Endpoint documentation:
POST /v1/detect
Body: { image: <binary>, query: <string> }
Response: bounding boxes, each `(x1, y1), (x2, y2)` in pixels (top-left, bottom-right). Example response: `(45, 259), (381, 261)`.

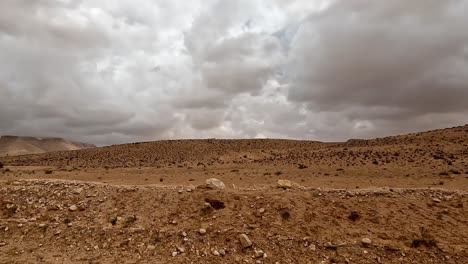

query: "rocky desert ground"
(0, 125), (468, 263)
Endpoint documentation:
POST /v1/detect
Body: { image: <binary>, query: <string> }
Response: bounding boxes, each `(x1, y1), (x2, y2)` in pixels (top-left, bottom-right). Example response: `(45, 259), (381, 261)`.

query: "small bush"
(348, 211), (361, 222)
(411, 238), (437, 248)
(411, 227), (437, 248)
(449, 169), (461, 175)
(280, 210), (291, 220)
(110, 216), (118, 226)
(122, 215), (137, 228)
(44, 169), (53, 174)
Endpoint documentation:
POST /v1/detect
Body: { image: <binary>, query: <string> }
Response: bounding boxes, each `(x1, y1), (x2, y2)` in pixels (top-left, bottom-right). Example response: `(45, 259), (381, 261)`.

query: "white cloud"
(0, 0), (467, 145)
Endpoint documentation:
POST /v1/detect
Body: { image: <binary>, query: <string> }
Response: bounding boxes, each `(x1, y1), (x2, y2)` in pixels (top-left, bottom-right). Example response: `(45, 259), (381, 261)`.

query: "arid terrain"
(0, 125), (468, 263)
(0, 136), (95, 157)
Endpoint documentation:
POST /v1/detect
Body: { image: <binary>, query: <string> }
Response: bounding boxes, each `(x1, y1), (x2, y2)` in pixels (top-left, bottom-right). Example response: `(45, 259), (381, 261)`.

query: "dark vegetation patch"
(348, 211), (361, 222)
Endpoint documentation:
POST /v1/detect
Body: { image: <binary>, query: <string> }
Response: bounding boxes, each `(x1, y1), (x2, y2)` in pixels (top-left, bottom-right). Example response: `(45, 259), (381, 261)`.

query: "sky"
(1, 0), (468, 145)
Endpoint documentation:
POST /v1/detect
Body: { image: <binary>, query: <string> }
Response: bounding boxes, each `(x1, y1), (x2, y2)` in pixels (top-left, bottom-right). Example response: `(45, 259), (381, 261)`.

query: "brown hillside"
(0, 136), (95, 157)
(2, 125), (467, 172)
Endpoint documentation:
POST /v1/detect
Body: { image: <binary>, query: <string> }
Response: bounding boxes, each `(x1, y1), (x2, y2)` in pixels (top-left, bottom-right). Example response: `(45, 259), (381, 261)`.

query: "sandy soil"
(1, 180), (467, 264)
(0, 125), (467, 263)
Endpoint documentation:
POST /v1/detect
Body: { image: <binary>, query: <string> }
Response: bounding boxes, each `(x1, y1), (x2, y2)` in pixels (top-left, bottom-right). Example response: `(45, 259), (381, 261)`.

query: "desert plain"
(0, 125), (467, 263)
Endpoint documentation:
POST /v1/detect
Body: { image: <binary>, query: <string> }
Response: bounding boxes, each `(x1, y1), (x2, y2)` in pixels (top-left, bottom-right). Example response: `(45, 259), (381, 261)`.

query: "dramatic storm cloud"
(1, 0), (467, 145)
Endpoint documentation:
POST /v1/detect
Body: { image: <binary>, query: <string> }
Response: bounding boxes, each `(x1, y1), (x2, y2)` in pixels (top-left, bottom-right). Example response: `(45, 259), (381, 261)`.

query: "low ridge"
(0, 135), (96, 157)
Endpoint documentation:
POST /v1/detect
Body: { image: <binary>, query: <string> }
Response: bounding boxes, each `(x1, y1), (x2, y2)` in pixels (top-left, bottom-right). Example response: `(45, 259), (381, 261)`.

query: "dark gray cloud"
(1, 0), (467, 145)
(288, 0), (468, 120)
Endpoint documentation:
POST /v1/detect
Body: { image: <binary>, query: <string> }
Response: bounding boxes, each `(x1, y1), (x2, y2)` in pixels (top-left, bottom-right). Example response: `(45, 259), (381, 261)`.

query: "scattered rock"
(68, 205), (78, 212)
(257, 208), (265, 214)
(239, 234), (253, 248)
(277, 180), (294, 188)
(177, 246), (185, 253)
(432, 198), (442, 203)
(362, 238), (372, 246)
(146, 245), (156, 250)
(254, 249), (265, 258)
(324, 242), (334, 249)
(206, 178), (226, 189)
(72, 188), (83, 195)
(277, 179), (302, 189)
(199, 228), (207, 235)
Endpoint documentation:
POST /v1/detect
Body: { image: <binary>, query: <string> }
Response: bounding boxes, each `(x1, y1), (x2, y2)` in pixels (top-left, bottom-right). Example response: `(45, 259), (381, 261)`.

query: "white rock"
(254, 249), (264, 258)
(206, 178), (226, 189)
(199, 228), (207, 235)
(72, 188), (83, 195)
(177, 246), (185, 253)
(147, 245), (156, 250)
(277, 180), (298, 189)
(239, 234), (253, 248)
(69, 205), (78, 211)
(362, 238), (372, 246)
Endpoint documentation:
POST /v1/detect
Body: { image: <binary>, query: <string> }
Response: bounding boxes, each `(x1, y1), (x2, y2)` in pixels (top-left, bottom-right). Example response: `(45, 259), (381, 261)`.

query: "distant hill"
(1, 125), (467, 169)
(0, 135), (95, 157)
